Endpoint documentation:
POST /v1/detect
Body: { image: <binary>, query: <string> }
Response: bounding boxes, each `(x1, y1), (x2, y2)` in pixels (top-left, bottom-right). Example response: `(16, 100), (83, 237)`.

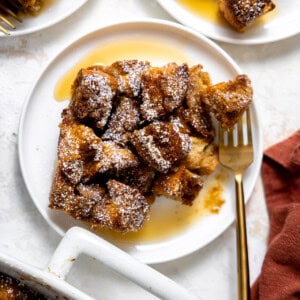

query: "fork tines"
(219, 110), (252, 146)
(0, 0), (22, 35)
(218, 109), (254, 173)
(0, 13), (15, 34)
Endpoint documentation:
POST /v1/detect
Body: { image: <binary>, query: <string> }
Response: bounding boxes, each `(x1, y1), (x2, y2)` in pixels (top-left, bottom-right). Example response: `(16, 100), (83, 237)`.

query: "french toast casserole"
(218, 0), (276, 32)
(0, 272), (47, 299)
(18, 0), (41, 12)
(0, 0), (42, 14)
(49, 60), (253, 233)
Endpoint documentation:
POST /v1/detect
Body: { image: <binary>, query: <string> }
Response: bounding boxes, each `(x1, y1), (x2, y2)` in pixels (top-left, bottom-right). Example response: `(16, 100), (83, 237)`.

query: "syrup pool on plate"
(96, 170), (227, 244)
(177, 0), (277, 27)
(54, 38), (193, 101)
(177, 0), (223, 24)
(54, 38), (227, 244)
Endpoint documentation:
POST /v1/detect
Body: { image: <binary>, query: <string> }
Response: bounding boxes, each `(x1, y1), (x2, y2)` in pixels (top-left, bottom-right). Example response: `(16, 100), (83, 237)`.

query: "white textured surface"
(0, 1), (299, 299)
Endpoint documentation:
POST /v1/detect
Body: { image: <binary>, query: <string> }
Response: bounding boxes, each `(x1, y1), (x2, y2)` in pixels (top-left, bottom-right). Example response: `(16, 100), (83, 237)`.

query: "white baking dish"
(0, 226), (197, 299)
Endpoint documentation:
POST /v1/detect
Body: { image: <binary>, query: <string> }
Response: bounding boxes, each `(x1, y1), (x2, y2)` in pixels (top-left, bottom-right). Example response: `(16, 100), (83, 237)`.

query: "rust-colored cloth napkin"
(251, 130), (300, 300)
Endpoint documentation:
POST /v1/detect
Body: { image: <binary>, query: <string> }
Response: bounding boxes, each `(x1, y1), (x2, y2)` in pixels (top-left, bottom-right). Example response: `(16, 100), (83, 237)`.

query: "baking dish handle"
(46, 227), (198, 300)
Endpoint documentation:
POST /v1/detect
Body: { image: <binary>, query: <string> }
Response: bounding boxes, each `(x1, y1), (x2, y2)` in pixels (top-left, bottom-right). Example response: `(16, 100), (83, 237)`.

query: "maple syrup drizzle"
(177, 0), (277, 27)
(96, 170), (228, 244)
(54, 38), (193, 101)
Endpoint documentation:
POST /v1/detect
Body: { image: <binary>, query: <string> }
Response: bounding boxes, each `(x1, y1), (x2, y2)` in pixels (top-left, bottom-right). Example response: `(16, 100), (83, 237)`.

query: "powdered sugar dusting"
(49, 60), (243, 233)
(231, 0), (273, 25)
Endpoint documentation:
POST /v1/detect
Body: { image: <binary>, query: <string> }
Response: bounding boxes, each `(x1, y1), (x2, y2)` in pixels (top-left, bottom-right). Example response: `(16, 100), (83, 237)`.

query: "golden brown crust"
(70, 68), (118, 129)
(91, 180), (150, 233)
(218, 0), (276, 32)
(119, 163), (157, 195)
(50, 108), (148, 232)
(102, 96), (141, 142)
(186, 65), (212, 108)
(107, 60), (151, 97)
(130, 120), (191, 173)
(49, 162), (106, 220)
(179, 107), (214, 141)
(179, 65), (215, 140)
(203, 74), (253, 129)
(140, 63), (189, 122)
(153, 165), (203, 206)
(57, 109), (138, 184)
(0, 272), (47, 300)
(49, 168), (149, 232)
(58, 109), (104, 184)
(88, 60), (151, 98)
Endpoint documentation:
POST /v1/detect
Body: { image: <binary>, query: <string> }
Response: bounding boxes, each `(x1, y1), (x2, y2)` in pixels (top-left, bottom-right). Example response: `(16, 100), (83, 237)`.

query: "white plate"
(157, 0), (300, 44)
(0, 0), (87, 37)
(18, 19), (263, 264)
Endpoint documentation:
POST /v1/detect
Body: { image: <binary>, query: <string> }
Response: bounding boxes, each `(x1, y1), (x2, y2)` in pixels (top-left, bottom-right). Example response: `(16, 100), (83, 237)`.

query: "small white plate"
(18, 19), (263, 264)
(157, 0), (300, 44)
(0, 0), (87, 37)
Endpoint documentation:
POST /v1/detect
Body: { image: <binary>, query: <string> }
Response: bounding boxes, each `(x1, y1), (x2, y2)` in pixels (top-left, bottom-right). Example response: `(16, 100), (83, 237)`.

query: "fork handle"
(235, 173), (250, 300)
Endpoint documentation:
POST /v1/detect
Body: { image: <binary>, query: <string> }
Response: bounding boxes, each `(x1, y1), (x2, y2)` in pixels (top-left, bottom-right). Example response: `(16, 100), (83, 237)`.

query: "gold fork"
(0, 0), (22, 35)
(218, 109), (254, 300)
